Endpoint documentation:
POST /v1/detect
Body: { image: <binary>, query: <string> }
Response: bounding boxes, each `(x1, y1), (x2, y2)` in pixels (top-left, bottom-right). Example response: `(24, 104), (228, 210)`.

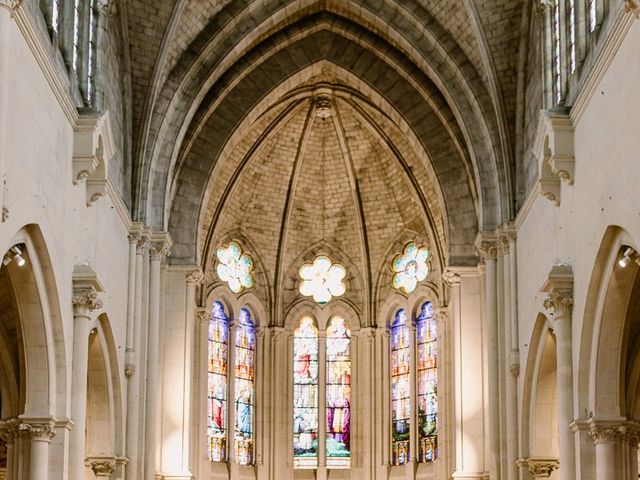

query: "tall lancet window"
(234, 308), (255, 465)
(417, 302), (438, 462)
(208, 301), (229, 462)
(293, 316), (319, 468)
(551, 0), (562, 103)
(326, 316), (351, 467)
(588, 0), (597, 32)
(391, 309), (411, 465)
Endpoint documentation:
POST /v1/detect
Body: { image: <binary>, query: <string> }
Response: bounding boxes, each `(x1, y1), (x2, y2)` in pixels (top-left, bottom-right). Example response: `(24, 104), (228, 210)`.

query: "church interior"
(0, 0), (639, 479)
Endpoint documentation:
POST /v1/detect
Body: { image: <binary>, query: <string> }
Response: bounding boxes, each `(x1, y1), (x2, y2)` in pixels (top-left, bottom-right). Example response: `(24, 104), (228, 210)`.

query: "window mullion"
(318, 331), (327, 473)
(228, 320), (237, 465)
(409, 322), (416, 470)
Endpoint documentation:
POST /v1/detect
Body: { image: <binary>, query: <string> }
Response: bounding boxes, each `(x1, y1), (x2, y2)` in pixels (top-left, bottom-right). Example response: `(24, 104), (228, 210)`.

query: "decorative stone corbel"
(516, 457), (559, 477)
(73, 112), (115, 207)
(84, 455), (117, 478)
(533, 110), (575, 206)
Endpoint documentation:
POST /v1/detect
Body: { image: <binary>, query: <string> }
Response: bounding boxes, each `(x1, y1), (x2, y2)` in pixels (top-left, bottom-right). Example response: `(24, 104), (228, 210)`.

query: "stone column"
(125, 226), (142, 374)
(542, 266), (575, 480)
(589, 423), (621, 480)
(85, 456), (117, 479)
(0, 0), (16, 223)
(317, 330), (327, 480)
(184, 269), (203, 474)
(475, 235), (500, 480)
(0, 419), (19, 479)
(126, 233), (148, 480)
(70, 268), (104, 480)
(195, 307), (211, 479)
(359, 327), (375, 480)
(19, 422), (56, 480)
(228, 318), (237, 469)
(498, 232), (518, 480)
(626, 424), (640, 480)
(254, 326), (266, 473)
(144, 234), (171, 480)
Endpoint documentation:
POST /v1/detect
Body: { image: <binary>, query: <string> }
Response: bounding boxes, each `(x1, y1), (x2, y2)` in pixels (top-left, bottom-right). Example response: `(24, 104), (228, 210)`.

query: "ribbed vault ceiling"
(122, 0), (526, 275)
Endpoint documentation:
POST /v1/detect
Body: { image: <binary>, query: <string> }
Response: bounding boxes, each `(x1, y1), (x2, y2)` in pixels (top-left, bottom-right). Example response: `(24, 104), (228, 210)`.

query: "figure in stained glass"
(234, 308), (255, 465)
(391, 309), (411, 465)
(417, 302), (438, 462)
(293, 316), (319, 468)
(326, 316), (351, 467)
(207, 301), (228, 462)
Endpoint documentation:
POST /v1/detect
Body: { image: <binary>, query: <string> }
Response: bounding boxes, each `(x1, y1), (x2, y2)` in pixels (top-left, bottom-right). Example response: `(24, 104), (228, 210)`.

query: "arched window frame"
(201, 289), (264, 471)
(385, 290), (443, 469)
(287, 302), (359, 473)
(39, 0), (100, 107)
(542, 0), (612, 108)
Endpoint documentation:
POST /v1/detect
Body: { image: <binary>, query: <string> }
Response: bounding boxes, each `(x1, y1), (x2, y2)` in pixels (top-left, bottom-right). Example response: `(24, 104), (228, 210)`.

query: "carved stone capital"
(442, 269), (461, 287)
(85, 455), (117, 478)
(186, 269), (205, 285)
(435, 308), (448, 326)
(624, 0), (640, 19)
(196, 307), (210, 324)
(624, 421), (640, 446)
(534, 0), (553, 15)
(358, 327), (376, 342)
(72, 288), (103, 316)
(97, 0), (118, 17)
(149, 233), (172, 262)
(269, 326), (288, 341)
(543, 291), (573, 318)
(149, 243), (171, 261)
(136, 235), (150, 254)
(18, 422), (56, 442)
(476, 241), (498, 262)
(0, 418), (20, 444)
(589, 422), (625, 444)
(516, 457), (559, 477)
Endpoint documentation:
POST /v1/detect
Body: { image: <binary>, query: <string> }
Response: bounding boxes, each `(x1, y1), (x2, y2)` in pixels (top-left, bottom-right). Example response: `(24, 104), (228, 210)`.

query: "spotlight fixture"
(11, 246), (25, 267)
(2, 245), (26, 268)
(619, 247), (636, 268)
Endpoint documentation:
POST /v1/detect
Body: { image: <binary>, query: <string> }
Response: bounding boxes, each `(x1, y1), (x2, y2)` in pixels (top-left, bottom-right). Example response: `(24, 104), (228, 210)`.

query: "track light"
(2, 245), (26, 268)
(619, 247), (636, 268)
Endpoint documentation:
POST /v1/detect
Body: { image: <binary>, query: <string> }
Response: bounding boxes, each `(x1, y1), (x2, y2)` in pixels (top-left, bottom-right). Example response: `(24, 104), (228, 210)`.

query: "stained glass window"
(391, 309), (410, 465)
(567, 0), (576, 73)
(207, 301), (228, 462)
(293, 316), (319, 468)
(392, 243), (429, 295)
(417, 302), (438, 463)
(234, 308), (255, 465)
(588, 0), (597, 32)
(72, 0), (81, 71)
(299, 256), (346, 304)
(86, 0), (98, 105)
(216, 241), (255, 294)
(51, 0), (61, 33)
(552, 0), (562, 104)
(326, 316), (351, 468)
